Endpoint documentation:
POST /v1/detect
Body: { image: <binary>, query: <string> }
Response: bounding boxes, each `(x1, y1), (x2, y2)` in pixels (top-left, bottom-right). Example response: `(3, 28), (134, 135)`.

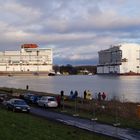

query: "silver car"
(37, 96), (58, 108)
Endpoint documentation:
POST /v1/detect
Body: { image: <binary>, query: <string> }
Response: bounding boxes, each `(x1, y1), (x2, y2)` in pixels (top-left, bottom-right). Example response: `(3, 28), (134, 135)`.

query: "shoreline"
(0, 71), (140, 76)
(97, 73), (140, 76)
(0, 71), (50, 76)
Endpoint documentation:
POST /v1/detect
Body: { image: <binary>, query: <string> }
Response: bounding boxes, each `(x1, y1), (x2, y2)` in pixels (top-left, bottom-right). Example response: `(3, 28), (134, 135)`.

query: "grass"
(52, 99), (140, 130)
(54, 107), (140, 129)
(0, 107), (115, 140)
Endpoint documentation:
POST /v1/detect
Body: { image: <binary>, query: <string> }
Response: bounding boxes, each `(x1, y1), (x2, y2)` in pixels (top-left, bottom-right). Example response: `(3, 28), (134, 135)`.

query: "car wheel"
(44, 104), (46, 108)
(12, 108), (16, 112)
(7, 106), (10, 110)
(37, 103), (40, 106)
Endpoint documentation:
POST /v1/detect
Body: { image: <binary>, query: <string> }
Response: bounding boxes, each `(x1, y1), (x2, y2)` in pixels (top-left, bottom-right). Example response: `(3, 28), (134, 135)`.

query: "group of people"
(56, 90), (79, 107)
(58, 90), (107, 101)
(84, 90), (92, 100)
(56, 90), (107, 108)
(69, 90), (78, 99)
(97, 92), (106, 101)
(84, 90), (107, 101)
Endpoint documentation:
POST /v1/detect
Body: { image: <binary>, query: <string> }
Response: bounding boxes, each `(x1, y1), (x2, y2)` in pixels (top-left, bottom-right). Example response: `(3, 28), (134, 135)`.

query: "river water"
(0, 75), (140, 103)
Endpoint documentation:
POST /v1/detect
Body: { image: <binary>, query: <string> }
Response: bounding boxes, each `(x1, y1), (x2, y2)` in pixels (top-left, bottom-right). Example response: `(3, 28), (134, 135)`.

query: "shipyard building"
(0, 44), (53, 74)
(97, 43), (140, 74)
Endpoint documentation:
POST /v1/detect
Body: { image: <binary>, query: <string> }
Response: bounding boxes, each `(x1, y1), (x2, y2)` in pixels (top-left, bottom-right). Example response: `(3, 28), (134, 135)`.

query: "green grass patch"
(0, 107), (115, 140)
(53, 105), (140, 130)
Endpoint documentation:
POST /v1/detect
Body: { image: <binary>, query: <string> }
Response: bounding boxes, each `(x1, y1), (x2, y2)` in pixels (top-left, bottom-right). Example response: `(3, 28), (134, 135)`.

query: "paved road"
(30, 107), (140, 140)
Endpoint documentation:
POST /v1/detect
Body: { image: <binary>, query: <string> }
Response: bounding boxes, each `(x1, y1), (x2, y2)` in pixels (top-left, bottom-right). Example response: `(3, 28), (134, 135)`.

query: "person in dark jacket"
(84, 90), (87, 99)
(98, 92), (102, 101)
(74, 90), (78, 98)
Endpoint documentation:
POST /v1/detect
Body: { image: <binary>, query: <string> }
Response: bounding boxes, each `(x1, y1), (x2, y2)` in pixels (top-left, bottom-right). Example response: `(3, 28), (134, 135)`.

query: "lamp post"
(73, 91), (79, 116)
(91, 99), (98, 121)
(113, 96), (120, 136)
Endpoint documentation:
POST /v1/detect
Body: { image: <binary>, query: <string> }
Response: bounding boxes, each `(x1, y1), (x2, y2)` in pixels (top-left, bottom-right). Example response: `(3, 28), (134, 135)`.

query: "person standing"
(60, 90), (64, 97)
(26, 85), (29, 90)
(74, 90), (78, 98)
(102, 92), (106, 100)
(56, 95), (61, 107)
(98, 92), (102, 101)
(70, 90), (74, 99)
(84, 90), (87, 99)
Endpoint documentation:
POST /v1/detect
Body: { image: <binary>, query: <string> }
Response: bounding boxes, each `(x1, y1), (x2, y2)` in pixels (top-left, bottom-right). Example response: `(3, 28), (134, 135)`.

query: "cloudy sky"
(0, 0), (140, 65)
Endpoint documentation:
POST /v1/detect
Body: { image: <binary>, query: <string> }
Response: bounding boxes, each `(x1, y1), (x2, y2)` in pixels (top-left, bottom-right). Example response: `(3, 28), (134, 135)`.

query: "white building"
(97, 43), (140, 74)
(0, 44), (53, 74)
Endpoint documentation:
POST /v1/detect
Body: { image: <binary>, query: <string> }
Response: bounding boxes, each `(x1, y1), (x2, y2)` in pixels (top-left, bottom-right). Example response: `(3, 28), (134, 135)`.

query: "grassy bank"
(0, 107), (115, 140)
(0, 87), (140, 130)
(56, 99), (140, 129)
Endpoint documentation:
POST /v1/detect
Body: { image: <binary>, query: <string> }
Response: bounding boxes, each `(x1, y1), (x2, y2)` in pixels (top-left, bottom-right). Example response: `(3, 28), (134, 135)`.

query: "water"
(0, 75), (140, 102)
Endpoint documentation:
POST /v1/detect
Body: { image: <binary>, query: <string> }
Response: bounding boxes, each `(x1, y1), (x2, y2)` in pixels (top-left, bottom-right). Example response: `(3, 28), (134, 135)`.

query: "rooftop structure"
(97, 43), (140, 74)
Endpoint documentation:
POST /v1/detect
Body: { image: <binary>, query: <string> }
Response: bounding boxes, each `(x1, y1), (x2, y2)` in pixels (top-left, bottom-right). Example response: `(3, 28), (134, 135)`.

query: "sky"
(0, 0), (140, 65)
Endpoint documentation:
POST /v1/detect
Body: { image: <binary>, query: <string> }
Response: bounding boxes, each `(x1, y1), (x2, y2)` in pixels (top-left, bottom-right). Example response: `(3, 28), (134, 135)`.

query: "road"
(30, 107), (140, 140)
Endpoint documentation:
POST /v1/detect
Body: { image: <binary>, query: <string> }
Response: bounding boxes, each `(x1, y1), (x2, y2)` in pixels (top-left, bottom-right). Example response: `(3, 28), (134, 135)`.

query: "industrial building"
(0, 44), (53, 75)
(97, 43), (140, 74)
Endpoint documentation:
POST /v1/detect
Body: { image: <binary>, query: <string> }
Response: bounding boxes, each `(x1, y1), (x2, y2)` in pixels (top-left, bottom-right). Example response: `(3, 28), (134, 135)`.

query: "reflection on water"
(0, 75), (140, 102)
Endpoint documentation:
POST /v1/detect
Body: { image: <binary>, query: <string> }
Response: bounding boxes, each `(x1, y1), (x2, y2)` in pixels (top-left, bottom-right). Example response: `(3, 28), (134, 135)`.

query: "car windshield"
(14, 100), (27, 105)
(48, 98), (56, 101)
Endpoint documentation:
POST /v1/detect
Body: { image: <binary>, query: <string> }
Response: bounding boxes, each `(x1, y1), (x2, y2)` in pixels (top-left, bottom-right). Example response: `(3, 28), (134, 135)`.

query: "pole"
(73, 97), (79, 116)
(113, 96), (120, 136)
(91, 99), (98, 121)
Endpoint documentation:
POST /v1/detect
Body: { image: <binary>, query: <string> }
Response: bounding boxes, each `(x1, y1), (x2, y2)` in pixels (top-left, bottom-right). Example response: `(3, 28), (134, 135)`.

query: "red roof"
(21, 44), (38, 48)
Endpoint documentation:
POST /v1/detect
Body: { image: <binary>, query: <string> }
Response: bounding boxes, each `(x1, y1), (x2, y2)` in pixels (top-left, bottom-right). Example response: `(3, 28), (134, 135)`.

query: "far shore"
(1, 71), (140, 76)
(0, 71), (50, 76)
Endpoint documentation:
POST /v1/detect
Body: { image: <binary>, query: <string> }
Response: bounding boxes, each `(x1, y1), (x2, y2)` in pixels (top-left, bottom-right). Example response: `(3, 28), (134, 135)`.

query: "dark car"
(23, 93), (34, 103)
(0, 94), (7, 103)
(29, 95), (42, 104)
(6, 98), (30, 112)
(22, 93), (41, 104)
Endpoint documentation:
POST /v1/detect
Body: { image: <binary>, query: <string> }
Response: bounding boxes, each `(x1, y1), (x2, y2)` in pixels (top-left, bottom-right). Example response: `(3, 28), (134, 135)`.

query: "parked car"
(0, 94), (7, 103)
(6, 98), (30, 112)
(29, 95), (42, 104)
(23, 93), (34, 103)
(37, 96), (58, 108)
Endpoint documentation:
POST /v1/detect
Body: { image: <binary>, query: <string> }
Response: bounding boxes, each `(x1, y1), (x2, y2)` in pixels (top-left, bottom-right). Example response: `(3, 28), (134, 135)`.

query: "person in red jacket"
(56, 95), (61, 107)
(102, 92), (106, 100)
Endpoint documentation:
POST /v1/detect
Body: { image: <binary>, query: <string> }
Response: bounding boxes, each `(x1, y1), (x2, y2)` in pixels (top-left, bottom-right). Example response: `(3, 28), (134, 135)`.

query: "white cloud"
(0, 1), (42, 24)
(0, 0), (140, 64)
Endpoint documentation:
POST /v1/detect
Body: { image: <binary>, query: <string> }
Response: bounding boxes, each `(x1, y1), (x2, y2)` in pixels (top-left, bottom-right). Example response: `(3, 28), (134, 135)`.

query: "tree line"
(53, 64), (97, 75)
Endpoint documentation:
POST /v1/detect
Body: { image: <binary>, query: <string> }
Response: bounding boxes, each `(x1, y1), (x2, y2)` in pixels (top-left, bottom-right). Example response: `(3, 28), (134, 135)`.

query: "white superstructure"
(0, 44), (53, 73)
(97, 43), (140, 74)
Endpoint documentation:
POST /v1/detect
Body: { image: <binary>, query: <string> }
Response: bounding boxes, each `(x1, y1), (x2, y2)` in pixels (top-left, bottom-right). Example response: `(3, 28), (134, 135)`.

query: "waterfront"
(0, 75), (140, 102)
